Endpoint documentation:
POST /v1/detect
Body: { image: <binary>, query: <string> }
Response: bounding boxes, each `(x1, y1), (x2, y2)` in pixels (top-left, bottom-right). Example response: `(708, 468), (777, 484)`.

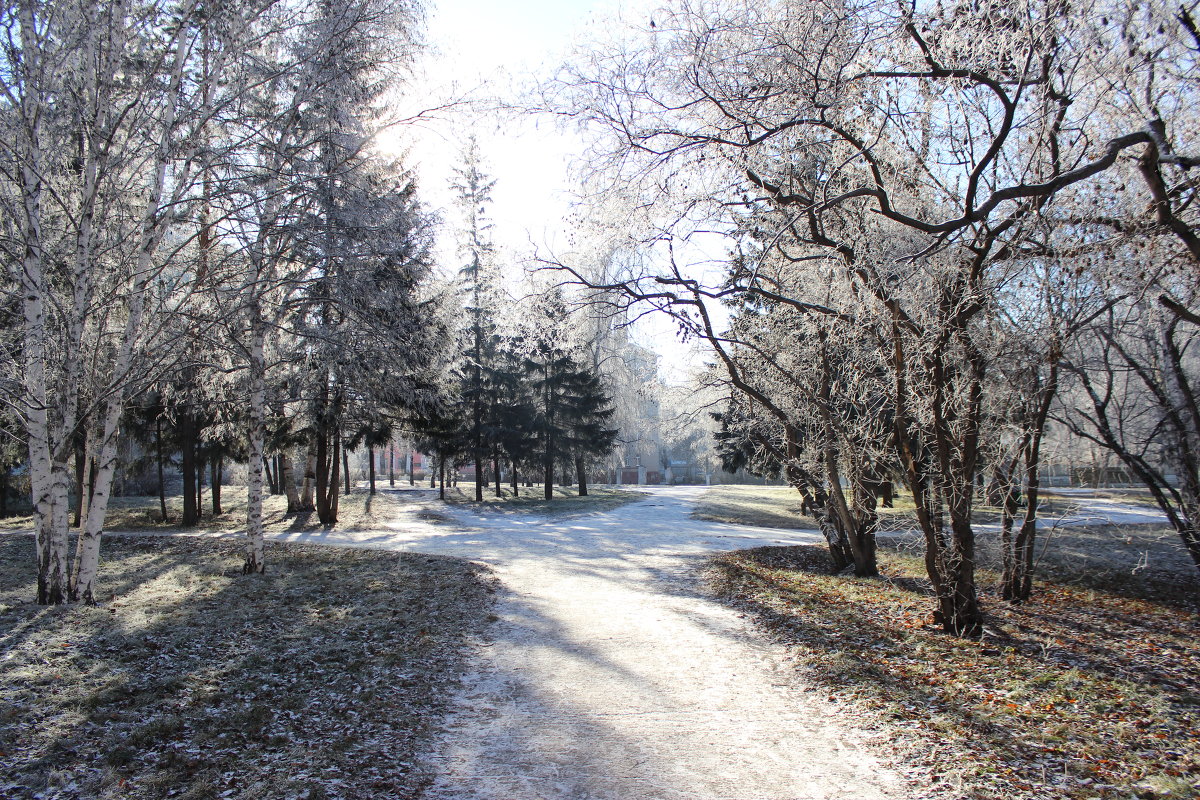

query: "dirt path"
(375, 487), (911, 800)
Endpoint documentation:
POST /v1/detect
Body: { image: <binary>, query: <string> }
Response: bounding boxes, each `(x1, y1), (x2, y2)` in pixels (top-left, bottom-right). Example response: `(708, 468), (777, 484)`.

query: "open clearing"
(0, 534), (494, 800)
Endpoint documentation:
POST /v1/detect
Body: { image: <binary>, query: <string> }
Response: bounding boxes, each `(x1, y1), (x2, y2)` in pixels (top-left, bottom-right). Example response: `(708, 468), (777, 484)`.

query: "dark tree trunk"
(388, 444), (395, 487)
(544, 442), (554, 501)
(891, 311), (985, 638)
(493, 451), (501, 498)
(72, 436), (86, 528)
(576, 455), (588, 496)
(196, 451), (204, 522)
(369, 447), (376, 494)
(439, 455), (446, 500)
(408, 450), (414, 486)
(997, 461), (1021, 601)
(180, 413), (198, 527)
(1004, 357), (1058, 603)
(343, 443), (351, 496)
(210, 451), (222, 516)
(264, 456), (277, 495)
(331, 435), (341, 521)
(316, 429), (333, 525)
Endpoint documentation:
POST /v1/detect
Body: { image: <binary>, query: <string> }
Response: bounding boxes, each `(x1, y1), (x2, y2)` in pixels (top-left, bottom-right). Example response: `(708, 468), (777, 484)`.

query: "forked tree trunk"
(316, 425), (340, 525)
(264, 456), (277, 495)
(892, 315), (985, 638)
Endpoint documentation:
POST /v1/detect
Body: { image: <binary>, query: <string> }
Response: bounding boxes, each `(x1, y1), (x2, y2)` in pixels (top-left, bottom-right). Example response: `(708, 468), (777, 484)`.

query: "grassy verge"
(692, 485), (814, 529)
(440, 483), (646, 515)
(0, 486), (407, 535)
(708, 529), (1200, 800)
(0, 534), (495, 800)
(694, 484), (1120, 531)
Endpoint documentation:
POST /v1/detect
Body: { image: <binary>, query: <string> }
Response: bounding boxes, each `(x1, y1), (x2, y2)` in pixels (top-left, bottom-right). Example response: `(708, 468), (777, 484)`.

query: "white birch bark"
(73, 27), (196, 604)
(245, 309), (268, 573)
(11, 0), (70, 604)
(279, 448), (301, 511)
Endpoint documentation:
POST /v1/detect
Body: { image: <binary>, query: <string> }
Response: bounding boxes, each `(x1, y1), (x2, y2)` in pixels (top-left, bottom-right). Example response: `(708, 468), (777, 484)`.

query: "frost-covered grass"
(0, 486), (406, 534)
(694, 484), (1115, 531)
(708, 529), (1200, 800)
(691, 484), (815, 529)
(441, 483), (646, 515)
(0, 534), (495, 800)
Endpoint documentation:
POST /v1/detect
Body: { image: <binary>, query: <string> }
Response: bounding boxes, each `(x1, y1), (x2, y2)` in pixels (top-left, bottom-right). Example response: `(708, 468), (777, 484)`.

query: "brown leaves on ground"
(708, 535), (1200, 800)
(0, 534), (496, 800)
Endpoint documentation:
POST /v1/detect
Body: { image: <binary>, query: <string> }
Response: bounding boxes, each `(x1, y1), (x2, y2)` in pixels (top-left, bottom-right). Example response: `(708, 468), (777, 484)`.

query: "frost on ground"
(0, 535), (494, 800)
(397, 487), (913, 800)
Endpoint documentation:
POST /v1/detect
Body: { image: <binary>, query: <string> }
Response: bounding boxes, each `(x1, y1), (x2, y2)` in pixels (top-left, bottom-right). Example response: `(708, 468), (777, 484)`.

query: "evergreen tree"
(449, 137), (499, 501)
(526, 292), (618, 500)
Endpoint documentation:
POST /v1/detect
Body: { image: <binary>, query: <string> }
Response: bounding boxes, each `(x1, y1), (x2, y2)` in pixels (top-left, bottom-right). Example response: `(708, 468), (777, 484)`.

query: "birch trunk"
(73, 30), (194, 605)
(280, 449), (301, 512)
(244, 311), (267, 573)
(14, 2), (70, 605)
(302, 446), (317, 510)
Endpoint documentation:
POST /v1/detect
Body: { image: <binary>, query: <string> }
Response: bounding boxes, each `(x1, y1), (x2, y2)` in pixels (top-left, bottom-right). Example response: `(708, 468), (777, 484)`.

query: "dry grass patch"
(440, 483), (646, 515)
(0, 533), (495, 800)
(0, 486), (407, 535)
(708, 530), (1200, 800)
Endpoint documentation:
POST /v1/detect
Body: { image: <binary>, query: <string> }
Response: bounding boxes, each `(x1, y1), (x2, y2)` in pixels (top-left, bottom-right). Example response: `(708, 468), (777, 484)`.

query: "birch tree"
(0, 0), (271, 603)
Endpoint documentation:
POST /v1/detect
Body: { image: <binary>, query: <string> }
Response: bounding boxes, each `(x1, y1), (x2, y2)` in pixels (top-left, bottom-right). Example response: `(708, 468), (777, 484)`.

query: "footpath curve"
(366, 486), (910, 800)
